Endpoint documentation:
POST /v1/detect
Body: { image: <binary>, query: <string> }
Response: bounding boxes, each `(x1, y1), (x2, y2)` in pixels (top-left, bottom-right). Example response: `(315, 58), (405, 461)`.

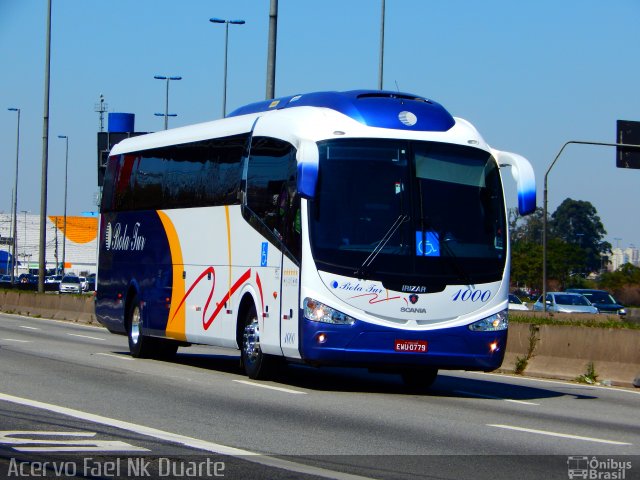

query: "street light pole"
(378, 0), (386, 90)
(210, 18), (245, 117)
(542, 140), (640, 311)
(38, 0), (52, 293)
(8, 108), (20, 284)
(58, 135), (68, 275)
(153, 75), (182, 129)
(265, 0), (277, 100)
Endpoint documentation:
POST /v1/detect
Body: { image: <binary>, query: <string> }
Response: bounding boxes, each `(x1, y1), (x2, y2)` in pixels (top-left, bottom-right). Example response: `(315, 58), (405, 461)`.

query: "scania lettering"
(95, 90), (536, 389)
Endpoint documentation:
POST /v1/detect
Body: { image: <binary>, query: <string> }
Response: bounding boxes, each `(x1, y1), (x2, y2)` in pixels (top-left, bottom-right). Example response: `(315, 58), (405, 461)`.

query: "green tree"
(599, 263), (640, 292)
(509, 207), (544, 245)
(550, 198), (610, 274)
(546, 238), (586, 289)
(511, 241), (542, 291)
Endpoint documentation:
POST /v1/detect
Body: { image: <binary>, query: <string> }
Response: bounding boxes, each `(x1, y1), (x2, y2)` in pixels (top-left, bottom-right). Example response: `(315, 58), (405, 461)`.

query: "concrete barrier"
(1, 291), (638, 387)
(0, 291), (97, 324)
(501, 323), (640, 388)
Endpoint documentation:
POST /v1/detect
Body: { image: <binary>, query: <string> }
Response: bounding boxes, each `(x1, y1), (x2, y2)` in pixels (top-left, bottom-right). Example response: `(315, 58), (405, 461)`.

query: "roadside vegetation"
(509, 198), (640, 308)
(509, 312), (640, 329)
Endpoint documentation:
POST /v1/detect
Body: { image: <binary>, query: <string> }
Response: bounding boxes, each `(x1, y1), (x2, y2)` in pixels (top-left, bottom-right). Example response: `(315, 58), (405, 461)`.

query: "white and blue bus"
(96, 90), (536, 388)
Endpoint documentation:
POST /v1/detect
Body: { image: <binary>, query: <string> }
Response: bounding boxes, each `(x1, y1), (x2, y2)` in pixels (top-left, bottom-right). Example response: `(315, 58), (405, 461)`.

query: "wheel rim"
(243, 316), (260, 365)
(130, 306), (141, 345)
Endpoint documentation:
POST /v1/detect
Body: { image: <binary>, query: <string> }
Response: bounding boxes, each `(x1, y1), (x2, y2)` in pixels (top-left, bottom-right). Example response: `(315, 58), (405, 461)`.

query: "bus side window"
(246, 137), (299, 261)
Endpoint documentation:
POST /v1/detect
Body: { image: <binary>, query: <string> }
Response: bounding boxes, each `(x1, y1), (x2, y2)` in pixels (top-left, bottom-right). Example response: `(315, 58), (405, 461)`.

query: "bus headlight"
(303, 298), (356, 325)
(468, 310), (508, 331)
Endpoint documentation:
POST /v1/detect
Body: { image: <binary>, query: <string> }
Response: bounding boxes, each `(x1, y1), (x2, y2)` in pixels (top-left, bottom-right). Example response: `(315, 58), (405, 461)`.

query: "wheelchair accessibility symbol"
(415, 231), (440, 257)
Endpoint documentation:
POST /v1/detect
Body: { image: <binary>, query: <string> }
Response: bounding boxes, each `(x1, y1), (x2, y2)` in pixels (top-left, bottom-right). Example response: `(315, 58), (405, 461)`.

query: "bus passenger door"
(280, 255), (301, 359)
(279, 190), (302, 359)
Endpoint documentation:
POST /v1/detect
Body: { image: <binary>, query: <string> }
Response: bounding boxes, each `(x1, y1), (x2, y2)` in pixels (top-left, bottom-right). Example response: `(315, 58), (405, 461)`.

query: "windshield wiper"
(355, 214), (409, 279)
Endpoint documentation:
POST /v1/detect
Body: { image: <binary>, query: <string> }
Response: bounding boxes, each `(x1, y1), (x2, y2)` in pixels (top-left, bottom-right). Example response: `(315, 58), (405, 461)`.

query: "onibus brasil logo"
(567, 456), (632, 479)
(105, 222), (146, 252)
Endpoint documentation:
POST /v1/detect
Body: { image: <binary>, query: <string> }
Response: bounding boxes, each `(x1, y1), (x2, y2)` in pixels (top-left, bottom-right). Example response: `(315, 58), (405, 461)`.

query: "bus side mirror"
(297, 140), (319, 199)
(493, 150), (536, 215)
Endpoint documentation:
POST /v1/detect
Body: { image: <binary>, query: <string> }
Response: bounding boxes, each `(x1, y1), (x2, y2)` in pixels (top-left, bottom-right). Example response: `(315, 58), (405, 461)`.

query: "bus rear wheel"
(241, 304), (273, 380)
(127, 295), (155, 358)
(401, 368), (438, 391)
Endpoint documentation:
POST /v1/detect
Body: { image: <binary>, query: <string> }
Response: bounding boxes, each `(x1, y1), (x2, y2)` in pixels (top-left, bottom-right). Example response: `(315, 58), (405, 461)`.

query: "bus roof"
(110, 90), (470, 156)
(228, 90), (455, 133)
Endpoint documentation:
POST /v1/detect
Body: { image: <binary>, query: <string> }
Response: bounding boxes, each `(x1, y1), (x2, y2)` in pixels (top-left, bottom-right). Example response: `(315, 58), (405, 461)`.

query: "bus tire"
(401, 367), (438, 391)
(241, 303), (273, 380)
(126, 295), (155, 358)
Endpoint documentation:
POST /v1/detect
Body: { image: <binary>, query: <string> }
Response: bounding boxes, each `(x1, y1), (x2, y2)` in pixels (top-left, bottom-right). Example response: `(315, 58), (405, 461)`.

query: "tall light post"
(210, 17), (245, 117)
(38, 0), (52, 293)
(153, 75), (181, 129)
(58, 135), (69, 275)
(8, 108), (20, 284)
(265, 0), (277, 100)
(378, 0), (386, 90)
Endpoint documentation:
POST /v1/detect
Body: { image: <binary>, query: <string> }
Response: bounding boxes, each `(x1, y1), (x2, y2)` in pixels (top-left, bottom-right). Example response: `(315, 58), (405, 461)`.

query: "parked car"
(18, 273), (38, 284)
(565, 289), (626, 316)
(0, 274), (13, 287)
(45, 275), (63, 284)
(508, 294), (529, 311)
(86, 274), (96, 292)
(79, 276), (88, 292)
(532, 292), (598, 314)
(59, 275), (82, 294)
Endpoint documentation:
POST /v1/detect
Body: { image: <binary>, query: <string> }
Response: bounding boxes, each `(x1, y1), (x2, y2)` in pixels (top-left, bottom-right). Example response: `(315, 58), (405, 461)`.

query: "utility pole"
(265, 0), (278, 99)
(38, 0), (52, 293)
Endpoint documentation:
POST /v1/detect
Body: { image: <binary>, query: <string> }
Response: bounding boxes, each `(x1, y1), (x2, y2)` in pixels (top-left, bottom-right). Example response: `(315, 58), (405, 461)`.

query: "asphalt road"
(0, 313), (638, 479)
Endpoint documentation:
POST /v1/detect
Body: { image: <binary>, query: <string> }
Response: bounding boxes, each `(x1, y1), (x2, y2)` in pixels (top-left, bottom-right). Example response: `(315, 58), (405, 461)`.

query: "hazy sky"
(1, 0), (639, 249)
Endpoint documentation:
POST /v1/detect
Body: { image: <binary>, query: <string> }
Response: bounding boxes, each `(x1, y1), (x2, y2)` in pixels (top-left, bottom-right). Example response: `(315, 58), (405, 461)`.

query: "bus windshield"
(308, 139), (507, 290)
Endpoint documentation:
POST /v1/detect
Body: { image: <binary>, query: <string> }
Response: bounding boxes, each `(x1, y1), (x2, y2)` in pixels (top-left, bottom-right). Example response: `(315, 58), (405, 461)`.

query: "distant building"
(609, 246), (640, 271)
(0, 212), (97, 276)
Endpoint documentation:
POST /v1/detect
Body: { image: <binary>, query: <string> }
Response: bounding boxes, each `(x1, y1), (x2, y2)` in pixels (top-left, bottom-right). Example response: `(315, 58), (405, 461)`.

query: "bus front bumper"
(300, 318), (507, 371)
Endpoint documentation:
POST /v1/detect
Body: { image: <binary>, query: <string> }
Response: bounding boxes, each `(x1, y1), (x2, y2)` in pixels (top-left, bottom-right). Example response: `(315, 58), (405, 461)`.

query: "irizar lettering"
(401, 285), (427, 293)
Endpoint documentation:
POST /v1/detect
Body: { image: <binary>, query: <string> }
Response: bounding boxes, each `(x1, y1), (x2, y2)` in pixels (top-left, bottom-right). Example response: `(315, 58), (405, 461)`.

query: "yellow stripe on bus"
(157, 210), (186, 341)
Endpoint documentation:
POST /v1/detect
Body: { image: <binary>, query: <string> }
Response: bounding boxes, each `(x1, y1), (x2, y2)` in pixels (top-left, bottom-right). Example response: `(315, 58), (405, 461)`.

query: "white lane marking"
(0, 392), (371, 480)
(67, 333), (105, 341)
(454, 390), (540, 406)
(233, 380), (307, 395)
(19, 326), (40, 330)
(488, 424), (632, 445)
(469, 371), (640, 396)
(95, 353), (134, 361)
(0, 430), (149, 452)
(2, 314), (105, 331)
(1, 338), (30, 343)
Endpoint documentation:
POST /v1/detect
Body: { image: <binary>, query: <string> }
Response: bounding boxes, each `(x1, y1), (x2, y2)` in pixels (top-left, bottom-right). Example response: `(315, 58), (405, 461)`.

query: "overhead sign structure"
(616, 120), (640, 169)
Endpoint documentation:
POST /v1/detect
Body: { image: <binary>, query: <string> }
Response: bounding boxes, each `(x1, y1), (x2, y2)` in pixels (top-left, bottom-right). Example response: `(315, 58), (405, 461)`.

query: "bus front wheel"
(241, 304), (273, 380)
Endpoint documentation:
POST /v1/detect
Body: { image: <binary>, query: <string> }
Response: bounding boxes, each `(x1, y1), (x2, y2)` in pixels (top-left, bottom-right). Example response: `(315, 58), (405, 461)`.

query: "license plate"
(394, 339), (428, 353)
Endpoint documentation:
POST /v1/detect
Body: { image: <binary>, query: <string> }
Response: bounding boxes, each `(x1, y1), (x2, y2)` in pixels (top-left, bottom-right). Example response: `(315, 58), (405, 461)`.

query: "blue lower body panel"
(300, 317), (507, 371)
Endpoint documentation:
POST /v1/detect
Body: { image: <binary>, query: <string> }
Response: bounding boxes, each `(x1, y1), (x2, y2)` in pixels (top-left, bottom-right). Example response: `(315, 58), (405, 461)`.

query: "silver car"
(59, 275), (82, 294)
(533, 292), (598, 314)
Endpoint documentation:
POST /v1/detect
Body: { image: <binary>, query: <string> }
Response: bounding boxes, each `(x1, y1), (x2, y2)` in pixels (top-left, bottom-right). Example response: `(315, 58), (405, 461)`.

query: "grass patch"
(514, 324), (540, 375)
(575, 362), (598, 384)
(509, 313), (640, 329)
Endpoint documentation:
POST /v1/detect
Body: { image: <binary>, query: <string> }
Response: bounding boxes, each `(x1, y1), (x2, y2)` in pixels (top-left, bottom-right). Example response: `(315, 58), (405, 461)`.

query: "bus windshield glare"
(308, 139), (507, 290)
